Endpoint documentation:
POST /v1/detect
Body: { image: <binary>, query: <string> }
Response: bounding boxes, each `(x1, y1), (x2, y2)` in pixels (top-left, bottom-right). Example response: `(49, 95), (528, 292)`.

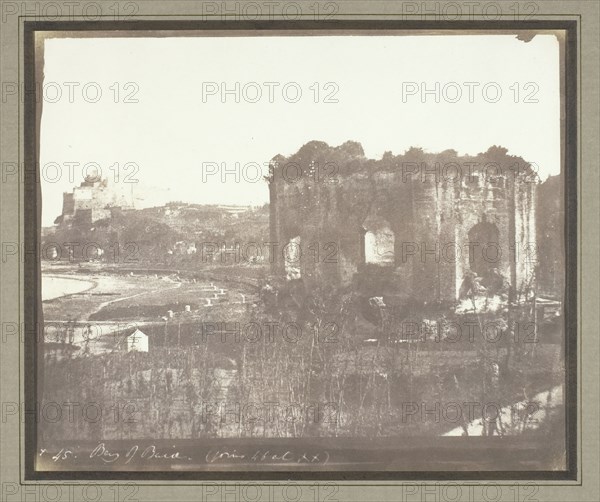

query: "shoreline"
(42, 275), (97, 301)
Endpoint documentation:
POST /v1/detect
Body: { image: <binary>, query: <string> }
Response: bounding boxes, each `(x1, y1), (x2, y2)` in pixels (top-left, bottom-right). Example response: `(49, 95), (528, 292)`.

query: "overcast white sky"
(40, 34), (561, 226)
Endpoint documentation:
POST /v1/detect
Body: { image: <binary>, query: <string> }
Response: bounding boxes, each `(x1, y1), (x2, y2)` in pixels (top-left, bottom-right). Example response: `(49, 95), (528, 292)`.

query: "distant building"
(216, 204), (252, 217)
(55, 174), (134, 226)
(126, 329), (149, 353)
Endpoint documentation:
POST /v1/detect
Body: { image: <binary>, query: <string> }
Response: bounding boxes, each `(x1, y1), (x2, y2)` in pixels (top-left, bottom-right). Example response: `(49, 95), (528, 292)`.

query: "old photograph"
(33, 28), (569, 474)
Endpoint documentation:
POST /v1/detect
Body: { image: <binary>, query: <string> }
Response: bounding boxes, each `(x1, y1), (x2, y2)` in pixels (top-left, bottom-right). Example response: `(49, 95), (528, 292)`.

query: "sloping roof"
(127, 328), (147, 338)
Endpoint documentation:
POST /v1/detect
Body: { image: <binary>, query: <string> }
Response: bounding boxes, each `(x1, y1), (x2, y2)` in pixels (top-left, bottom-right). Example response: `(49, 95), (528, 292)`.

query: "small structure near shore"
(127, 329), (149, 353)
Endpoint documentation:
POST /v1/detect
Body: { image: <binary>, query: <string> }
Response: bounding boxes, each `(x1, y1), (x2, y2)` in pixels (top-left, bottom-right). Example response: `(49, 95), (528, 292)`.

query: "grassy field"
(40, 264), (565, 440)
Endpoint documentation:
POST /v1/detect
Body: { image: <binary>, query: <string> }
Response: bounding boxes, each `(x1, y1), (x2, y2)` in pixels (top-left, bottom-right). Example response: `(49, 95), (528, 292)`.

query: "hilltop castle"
(55, 174), (134, 226)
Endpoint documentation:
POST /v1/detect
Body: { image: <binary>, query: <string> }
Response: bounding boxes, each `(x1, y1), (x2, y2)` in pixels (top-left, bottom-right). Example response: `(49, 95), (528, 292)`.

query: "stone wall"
(269, 141), (538, 305)
(536, 175), (564, 297)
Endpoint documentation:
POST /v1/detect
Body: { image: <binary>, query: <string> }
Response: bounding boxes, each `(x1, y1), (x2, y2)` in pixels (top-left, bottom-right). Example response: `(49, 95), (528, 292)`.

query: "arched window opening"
(362, 216), (395, 266)
(284, 235), (302, 280)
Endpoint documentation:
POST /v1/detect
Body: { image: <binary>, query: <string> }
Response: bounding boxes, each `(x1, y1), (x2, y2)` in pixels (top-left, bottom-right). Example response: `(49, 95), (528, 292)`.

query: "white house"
(126, 329), (149, 353)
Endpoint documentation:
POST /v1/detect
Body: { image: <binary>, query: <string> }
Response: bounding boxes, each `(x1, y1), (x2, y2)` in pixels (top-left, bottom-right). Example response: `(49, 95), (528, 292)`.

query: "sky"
(40, 33), (561, 226)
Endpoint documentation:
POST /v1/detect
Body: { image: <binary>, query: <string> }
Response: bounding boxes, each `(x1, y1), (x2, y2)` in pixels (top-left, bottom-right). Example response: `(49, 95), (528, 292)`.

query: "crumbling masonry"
(268, 141), (537, 305)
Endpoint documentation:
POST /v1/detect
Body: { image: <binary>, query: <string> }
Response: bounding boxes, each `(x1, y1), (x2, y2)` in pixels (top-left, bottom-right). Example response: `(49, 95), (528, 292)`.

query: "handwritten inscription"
(91, 443), (193, 463)
(40, 443), (192, 464)
(206, 448), (330, 464)
(39, 443), (329, 466)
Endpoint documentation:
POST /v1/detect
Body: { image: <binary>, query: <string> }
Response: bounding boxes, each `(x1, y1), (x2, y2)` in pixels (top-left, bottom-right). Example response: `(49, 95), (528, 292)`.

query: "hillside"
(42, 203), (270, 267)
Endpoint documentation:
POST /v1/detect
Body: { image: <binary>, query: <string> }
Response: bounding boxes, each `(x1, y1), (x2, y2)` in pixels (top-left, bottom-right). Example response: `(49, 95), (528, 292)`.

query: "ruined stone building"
(536, 175), (564, 298)
(268, 141), (538, 305)
(55, 174), (134, 226)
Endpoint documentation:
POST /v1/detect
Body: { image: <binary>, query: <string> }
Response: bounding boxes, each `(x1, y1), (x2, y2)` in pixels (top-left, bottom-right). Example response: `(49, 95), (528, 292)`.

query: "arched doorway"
(467, 221), (500, 277)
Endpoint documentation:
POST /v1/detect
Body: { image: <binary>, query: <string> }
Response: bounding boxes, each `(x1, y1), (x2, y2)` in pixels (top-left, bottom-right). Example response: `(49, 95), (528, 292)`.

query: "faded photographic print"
(32, 28), (570, 475)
